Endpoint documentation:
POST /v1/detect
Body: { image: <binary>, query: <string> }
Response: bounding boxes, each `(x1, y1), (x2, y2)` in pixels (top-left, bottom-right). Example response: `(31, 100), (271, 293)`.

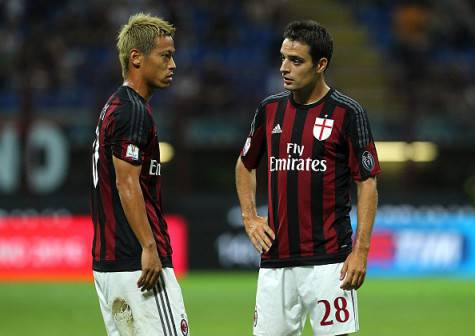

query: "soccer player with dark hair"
(90, 13), (189, 336)
(236, 20), (380, 335)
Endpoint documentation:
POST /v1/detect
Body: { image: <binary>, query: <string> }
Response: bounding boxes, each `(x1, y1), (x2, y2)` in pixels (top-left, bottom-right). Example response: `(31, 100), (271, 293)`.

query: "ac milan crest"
(313, 117), (334, 141)
(180, 318), (189, 336)
(361, 151), (375, 171)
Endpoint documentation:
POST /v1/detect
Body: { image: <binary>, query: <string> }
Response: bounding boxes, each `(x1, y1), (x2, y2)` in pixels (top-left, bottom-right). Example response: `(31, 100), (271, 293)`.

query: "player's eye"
(291, 57), (303, 65)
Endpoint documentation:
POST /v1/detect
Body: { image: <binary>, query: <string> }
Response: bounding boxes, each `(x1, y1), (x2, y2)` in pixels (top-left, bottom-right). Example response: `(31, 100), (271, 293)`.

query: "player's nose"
(280, 59), (290, 74)
(169, 57), (176, 70)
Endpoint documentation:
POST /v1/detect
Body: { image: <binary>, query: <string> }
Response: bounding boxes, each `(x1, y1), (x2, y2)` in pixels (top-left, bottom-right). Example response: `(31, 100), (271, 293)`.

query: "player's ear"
(130, 49), (142, 69)
(315, 57), (328, 74)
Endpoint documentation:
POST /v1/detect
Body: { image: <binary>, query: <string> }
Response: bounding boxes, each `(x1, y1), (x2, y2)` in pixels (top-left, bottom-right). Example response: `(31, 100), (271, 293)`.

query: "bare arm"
(235, 157), (275, 253)
(340, 177), (378, 290)
(113, 155), (161, 291)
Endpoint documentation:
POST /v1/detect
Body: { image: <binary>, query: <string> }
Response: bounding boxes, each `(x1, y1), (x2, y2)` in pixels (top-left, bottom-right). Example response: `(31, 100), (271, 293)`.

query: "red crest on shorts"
(180, 319), (189, 336)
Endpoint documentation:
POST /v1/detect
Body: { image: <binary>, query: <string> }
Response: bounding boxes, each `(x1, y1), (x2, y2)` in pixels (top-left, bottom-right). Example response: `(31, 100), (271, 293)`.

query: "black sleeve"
(240, 103), (266, 169)
(346, 105), (381, 181)
(109, 100), (152, 166)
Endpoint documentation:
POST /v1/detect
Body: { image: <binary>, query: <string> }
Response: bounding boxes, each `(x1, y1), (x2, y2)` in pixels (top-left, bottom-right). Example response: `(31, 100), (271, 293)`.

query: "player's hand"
(137, 244), (162, 292)
(243, 215), (275, 253)
(340, 249), (368, 290)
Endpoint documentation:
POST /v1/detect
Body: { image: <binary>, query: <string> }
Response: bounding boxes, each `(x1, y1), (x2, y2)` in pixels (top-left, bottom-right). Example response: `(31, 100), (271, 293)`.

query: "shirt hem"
(259, 251), (350, 268)
(92, 255), (173, 272)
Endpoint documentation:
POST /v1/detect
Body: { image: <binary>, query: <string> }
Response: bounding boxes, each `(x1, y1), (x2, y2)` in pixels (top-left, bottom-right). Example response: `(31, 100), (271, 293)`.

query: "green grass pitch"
(0, 272), (474, 335)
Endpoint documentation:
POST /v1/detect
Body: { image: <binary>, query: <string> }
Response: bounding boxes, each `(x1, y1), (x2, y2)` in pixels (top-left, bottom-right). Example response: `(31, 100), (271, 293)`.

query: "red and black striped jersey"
(90, 85), (172, 272)
(241, 88), (381, 268)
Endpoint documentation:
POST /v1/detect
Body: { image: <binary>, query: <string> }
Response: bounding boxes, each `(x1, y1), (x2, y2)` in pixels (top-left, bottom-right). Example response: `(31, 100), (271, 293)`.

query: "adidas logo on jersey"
(272, 124), (282, 134)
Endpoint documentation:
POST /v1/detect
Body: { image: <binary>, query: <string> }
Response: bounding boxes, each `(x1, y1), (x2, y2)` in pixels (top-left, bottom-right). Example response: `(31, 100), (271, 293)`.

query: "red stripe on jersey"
(144, 199), (167, 256)
(347, 139), (360, 180)
(277, 101), (296, 258)
(94, 97), (120, 261)
(102, 185), (117, 260)
(151, 181), (170, 257)
(323, 106), (346, 254)
(265, 102), (278, 239)
(93, 214), (101, 261)
(155, 180), (165, 232)
(101, 105), (120, 261)
(298, 104), (324, 256)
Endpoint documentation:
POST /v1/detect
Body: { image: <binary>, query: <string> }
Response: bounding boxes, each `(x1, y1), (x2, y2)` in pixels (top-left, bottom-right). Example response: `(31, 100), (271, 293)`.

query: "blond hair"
(117, 13), (175, 79)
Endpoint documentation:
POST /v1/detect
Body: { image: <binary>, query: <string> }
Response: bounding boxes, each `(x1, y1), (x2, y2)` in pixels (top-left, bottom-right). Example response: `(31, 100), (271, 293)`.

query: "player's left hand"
(339, 249), (368, 290)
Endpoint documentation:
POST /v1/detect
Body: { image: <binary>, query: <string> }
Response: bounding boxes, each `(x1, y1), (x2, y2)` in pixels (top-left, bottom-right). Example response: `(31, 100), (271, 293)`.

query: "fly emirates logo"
(269, 143), (327, 172)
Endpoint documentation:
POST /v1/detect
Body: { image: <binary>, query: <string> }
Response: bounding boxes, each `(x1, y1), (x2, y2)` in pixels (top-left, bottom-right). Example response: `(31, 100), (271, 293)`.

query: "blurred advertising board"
(0, 215), (188, 281)
(212, 205), (475, 277)
(361, 206), (475, 277)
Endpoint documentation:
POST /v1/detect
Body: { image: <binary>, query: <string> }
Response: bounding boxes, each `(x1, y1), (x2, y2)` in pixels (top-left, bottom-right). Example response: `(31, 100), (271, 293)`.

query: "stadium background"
(0, 0), (474, 335)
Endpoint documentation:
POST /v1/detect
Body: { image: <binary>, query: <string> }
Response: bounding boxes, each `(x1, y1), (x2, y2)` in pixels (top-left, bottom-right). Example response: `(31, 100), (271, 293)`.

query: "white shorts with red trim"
(253, 263), (359, 336)
(93, 268), (190, 336)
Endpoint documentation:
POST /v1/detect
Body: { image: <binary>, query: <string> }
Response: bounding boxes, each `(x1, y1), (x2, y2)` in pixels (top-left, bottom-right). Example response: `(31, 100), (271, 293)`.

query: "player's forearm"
(235, 157), (258, 220)
(354, 177), (378, 253)
(116, 178), (156, 249)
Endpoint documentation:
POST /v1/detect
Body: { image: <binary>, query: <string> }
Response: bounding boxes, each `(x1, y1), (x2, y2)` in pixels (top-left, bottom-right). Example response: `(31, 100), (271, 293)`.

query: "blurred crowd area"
(1, 0), (474, 144)
(0, 0), (288, 147)
(354, 0), (475, 143)
(0, 0), (474, 205)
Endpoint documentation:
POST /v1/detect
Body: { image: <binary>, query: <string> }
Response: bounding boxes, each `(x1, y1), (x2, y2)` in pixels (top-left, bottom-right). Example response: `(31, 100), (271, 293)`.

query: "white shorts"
(93, 268), (190, 336)
(253, 263), (358, 336)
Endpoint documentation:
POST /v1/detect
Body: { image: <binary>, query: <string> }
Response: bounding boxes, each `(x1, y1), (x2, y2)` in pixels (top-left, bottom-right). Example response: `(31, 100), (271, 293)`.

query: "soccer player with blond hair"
(90, 13), (190, 336)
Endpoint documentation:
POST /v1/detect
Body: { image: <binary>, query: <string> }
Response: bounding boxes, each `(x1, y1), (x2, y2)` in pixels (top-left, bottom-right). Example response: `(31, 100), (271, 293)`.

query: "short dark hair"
(283, 20), (333, 70)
